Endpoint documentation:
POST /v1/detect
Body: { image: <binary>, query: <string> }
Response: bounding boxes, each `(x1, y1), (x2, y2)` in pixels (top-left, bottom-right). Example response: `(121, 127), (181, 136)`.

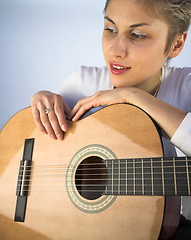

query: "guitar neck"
(104, 157), (191, 196)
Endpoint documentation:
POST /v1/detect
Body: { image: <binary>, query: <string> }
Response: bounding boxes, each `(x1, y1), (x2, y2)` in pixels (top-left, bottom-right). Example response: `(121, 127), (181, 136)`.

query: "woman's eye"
(131, 31), (147, 40)
(104, 26), (117, 33)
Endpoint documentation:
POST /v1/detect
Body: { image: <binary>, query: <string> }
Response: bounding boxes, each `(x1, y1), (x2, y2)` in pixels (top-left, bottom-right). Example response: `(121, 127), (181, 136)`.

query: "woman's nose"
(109, 35), (128, 59)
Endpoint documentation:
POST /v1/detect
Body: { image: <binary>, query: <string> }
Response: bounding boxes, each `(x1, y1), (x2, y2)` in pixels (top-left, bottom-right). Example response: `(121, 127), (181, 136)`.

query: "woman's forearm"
(128, 88), (187, 139)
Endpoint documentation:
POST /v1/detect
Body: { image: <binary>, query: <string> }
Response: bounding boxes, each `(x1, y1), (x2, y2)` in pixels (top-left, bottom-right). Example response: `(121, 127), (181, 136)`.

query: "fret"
(126, 159), (133, 195)
(161, 158), (165, 195)
(133, 159), (135, 195)
(135, 158), (142, 195)
(119, 159), (126, 195)
(153, 158), (163, 195)
(186, 157), (191, 196)
(111, 159), (118, 195)
(143, 158), (152, 195)
(175, 157), (190, 196)
(118, 159), (120, 195)
(173, 157), (177, 196)
(163, 157), (175, 196)
(126, 160), (127, 195)
(151, 158), (154, 196)
(105, 159), (118, 195)
(142, 159), (144, 195)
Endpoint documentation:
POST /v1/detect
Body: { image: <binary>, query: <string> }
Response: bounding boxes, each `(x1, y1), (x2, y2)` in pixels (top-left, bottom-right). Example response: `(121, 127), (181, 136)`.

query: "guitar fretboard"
(103, 157), (191, 196)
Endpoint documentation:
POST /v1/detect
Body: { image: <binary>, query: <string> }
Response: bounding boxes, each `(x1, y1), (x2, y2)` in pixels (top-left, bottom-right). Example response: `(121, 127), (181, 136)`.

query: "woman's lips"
(109, 62), (131, 75)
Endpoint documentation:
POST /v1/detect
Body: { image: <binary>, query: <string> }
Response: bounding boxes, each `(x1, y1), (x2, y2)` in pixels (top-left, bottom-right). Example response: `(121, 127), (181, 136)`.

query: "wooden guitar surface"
(0, 104), (180, 240)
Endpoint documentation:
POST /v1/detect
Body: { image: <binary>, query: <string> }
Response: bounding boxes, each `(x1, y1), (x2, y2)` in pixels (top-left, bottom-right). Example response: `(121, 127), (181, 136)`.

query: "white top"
(58, 65), (191, 220)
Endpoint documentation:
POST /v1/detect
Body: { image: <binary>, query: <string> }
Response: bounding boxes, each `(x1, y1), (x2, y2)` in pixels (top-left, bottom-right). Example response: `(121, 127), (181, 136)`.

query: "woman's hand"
(69, 88), (129, 121)
(30, 91), (71, 140)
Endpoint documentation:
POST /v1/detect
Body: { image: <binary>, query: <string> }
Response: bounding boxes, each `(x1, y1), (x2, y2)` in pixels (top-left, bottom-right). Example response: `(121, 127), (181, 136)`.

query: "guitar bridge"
(14, 138), (34, 222)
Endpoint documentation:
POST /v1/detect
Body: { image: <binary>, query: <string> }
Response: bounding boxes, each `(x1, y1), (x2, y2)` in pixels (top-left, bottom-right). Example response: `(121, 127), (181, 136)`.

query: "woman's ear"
(168, 31), (187, 58)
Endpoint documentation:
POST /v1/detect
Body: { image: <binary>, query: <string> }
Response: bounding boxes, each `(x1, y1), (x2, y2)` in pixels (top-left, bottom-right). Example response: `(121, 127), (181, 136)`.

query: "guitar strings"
(16, 178), (190, 185)
(16, 180), (190, 187)
(18, 158), (191, 172)
(17, 164), (191, 177)
(17, 176), (191, 184)
(18, 164), (191, 172)
(18, 157), (191, 170)
(16, 174), (191, 189)
(17, 166), (191, 181)
(17, 174), (188, 181)
(16, 158), (191, 193)
(16, 177), (191, 194)
(17, 170), (191, 179)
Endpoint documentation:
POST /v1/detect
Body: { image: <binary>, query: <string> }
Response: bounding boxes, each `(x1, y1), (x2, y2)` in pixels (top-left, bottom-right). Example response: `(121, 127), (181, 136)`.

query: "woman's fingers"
(32, 106), (48, 134)
(45, 109), (64, 140)
(54, 96), (71, 132)
(69, 90), (113, 121)
(69, 88), (129, 121)
(71, 100), (94, 121)
(31, 91), (71, 140)
(69, 94), (99, 121)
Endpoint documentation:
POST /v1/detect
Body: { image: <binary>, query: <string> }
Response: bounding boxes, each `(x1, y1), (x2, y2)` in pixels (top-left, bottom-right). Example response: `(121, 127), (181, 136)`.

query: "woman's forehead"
(105, 0), (161, 19)
(104, 0), (163, 25)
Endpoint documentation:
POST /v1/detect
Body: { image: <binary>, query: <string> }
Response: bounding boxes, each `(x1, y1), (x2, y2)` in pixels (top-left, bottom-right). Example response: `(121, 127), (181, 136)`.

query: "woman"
(31, 0), (191, 238)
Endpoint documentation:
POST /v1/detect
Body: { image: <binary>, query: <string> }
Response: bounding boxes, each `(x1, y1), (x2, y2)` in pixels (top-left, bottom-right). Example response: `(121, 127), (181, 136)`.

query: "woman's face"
(102, 0), (170, 92)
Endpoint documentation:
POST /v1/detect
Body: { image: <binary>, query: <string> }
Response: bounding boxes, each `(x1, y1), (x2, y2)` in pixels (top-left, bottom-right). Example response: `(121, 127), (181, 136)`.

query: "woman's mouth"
(109, 62), (131, 75)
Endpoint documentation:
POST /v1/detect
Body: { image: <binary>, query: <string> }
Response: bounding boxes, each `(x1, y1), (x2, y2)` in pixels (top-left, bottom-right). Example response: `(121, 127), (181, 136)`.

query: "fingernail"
(57, 134), (63, 141)
(61, 125), (67, 132)
(72, 116), (77, 122)
(50, 134), (56, 140)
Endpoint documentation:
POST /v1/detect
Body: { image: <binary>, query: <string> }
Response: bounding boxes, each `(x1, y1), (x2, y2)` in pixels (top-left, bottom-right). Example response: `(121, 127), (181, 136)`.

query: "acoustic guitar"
(0, 104), (190, 240)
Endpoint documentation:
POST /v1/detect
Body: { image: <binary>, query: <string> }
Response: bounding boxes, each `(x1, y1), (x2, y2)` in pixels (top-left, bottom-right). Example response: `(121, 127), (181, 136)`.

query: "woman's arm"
(69, 87), (187, 139)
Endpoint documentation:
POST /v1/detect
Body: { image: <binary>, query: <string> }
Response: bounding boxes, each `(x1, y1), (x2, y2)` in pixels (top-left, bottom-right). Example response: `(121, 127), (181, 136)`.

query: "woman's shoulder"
(69, 65), (111, 90)
(162, 65), (191, 91)
(62, 65), (109, 84)
(80, 65), (110, 86)
(80, 65), (108, 76)
(163, 65), (191, 81)
(58, 65), (110, 89)
(159, 65), (191, 110)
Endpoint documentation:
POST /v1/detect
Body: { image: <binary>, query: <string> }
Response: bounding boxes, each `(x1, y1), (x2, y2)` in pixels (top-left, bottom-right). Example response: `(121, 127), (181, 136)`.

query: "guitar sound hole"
(75, 156), (108, 200)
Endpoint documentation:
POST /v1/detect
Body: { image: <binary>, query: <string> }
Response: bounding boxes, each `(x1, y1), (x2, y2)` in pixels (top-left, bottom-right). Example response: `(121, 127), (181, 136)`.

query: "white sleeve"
(57, 65), (112, 109)
(170, 112), (191, 156)
(57, 68), (82, 109)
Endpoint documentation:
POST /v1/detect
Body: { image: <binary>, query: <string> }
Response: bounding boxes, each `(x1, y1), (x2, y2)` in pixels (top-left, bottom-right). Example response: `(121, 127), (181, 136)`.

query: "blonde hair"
(104, 0), (191, 54)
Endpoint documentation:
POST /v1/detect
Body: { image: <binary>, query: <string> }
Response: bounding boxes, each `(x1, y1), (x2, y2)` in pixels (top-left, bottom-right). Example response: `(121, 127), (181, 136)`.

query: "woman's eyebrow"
(130, 23), (150, 28)
(104, 16), (150, 28)
(104, 16), (116, 25)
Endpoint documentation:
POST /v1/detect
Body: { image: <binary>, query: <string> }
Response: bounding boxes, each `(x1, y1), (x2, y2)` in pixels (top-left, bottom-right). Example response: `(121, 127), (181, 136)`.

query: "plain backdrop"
(0, 0), (191, 131)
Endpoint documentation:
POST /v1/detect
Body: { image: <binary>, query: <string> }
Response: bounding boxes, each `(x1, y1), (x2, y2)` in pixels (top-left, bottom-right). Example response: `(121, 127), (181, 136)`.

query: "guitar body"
(0, 104), (180, 240)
